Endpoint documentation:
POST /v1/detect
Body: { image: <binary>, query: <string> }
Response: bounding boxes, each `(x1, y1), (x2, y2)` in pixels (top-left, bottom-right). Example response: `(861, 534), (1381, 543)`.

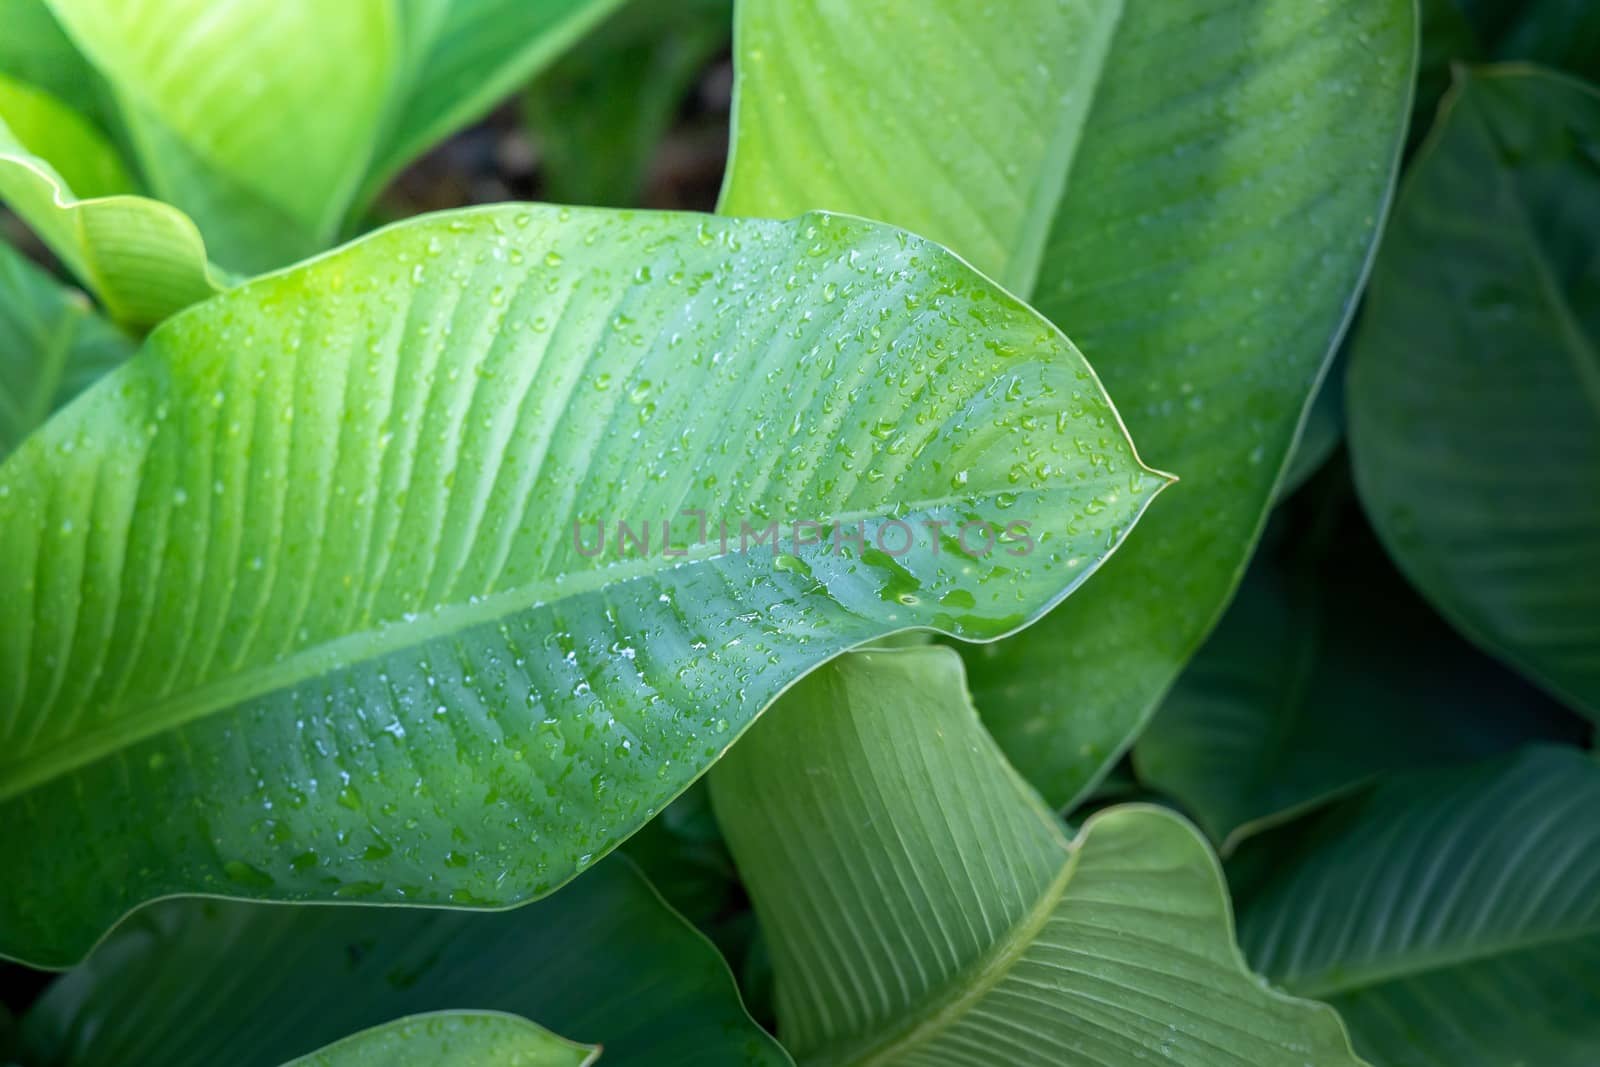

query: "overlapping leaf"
(41, 0), (399, 272)
(1348, 67), (1600, 719)
(720, 0), (1417, 804)
(709, 647), (1364, 1066)
(1238, 746), (1600, 1066)
(1135, 479), (1582, 847)
(0, 203), (1165, 965)
(284, 1013), (597, 1067)
(0, 101), (221, 327)
(0, 241), (134, 458)
(19, 857), (785, 1067)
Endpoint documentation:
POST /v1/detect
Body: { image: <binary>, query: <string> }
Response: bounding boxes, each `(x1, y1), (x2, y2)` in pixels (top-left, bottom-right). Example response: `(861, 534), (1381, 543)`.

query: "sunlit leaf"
(709, 647), (1364, 1066)
(0, 203), (1165, 966)
(0, 116), (221, 328)
(42, 0), (400, 273)
(720, 0), (1417, 804)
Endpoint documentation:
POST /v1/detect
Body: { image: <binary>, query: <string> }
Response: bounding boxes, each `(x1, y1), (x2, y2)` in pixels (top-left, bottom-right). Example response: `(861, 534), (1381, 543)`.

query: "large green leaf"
(708, 647), (1364, 1066)
(362, 0), (630, 206)
(20, 857), (784, 1067)
(1238, 746), (1600, 1066)
(42, 0), (400, 273)
(0, 241), (134, 459)
(284, 1013), (597, 1067)
(1348, 67), (1600, 720)
(525, 0), (732, 209)
(1134, 473), (1583, 848)
(0, 203), (1165, 966)
(720, 0), (1417, 805)
(0, 113), (221, 328)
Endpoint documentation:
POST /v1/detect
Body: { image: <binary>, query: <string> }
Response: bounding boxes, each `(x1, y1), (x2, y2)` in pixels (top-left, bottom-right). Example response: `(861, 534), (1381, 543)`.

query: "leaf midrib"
(0, 484), (1087, 801)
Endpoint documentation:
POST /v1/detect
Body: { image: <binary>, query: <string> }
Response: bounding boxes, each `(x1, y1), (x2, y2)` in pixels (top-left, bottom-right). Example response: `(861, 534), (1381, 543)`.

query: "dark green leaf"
(1348, 67), (1600, 720)
(20, 858), (785, 1067)
(1238, 746), (1600, 1066)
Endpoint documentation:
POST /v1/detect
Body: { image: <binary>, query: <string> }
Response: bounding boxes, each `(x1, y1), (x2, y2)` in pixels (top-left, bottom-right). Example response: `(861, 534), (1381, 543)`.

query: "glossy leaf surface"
(1348, 67), (1600, 719)
(721, 0), (1417, 804)
(0, 203), (1164, 965)
(1239, 746), (1600, 1066)
(709, 647), (1363, 1066)
(21, 858), (781, 1066)
(284, 1013), (597, 1067)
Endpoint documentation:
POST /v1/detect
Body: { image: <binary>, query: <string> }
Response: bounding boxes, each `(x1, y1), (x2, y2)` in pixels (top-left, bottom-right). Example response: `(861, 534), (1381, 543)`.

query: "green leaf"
(0, 0), (112, 132)
(283, 1013), (597, 1067)
(1237, 746), (1600, 1066)
(708, 647), (1364, 1066)
(525, 0), (732, 209)
(20, 858), (781, 1066)
(1348, 67), (1600, 720)
(0, 116), (223, 328)
(43, 0), (400, 273)
(0, 241), (135, 458)
(720, 0), (1417, 805)
(362, 0), (630, 206)
(0, 74), (133, 199)
(1135, 476), (1583, 848)
(0, 203), (1166, 966)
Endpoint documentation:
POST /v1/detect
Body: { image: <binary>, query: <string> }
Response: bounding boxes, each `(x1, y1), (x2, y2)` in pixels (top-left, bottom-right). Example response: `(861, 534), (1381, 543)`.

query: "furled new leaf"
(41, 0), (400, 273)
(1348, 67), (1600, 720)
(720, 0), (1416, 804)
(0, 240), (134, 458)
(283, 1013), (597, 1067)
(20, 858), (784, 1066)
(0, 109), (221, 328)
(1135, 478), (1583, 847)
(0, 203), (1165, 966)
(1238, 746), (1600, 1066)
(708, 647), (1364, 1066)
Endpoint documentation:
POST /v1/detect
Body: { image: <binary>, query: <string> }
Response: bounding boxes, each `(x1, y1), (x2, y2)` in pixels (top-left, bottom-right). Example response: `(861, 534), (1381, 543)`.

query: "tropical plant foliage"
(0, 0), (1595, 1064)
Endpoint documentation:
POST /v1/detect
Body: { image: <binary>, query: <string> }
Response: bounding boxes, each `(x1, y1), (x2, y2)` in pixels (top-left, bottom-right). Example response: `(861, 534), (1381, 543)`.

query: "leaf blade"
(709, 647), (1366, 1066)
(282, 1012), (598, 1067)
(1348, 66), (1600, 719)
(0, 203), (1164, 965)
